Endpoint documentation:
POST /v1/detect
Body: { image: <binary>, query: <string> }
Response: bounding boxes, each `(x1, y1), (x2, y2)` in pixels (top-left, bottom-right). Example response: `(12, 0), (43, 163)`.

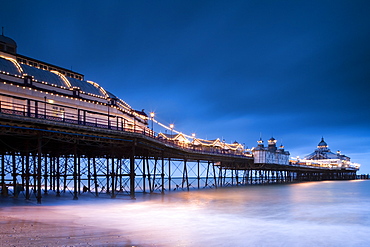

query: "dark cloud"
(1, 0), (369, 172)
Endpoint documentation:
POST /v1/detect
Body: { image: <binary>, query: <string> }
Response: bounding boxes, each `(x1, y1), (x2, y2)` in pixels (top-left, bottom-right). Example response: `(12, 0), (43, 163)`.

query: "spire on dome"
(257, 137), (264, 146)
(317, 137), (328, 149)
(267, 137), (277, 151)
(268, 137), (277, 145)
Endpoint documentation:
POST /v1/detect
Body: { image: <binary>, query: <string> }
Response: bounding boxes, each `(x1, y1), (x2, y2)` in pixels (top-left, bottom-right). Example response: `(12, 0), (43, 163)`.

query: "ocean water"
(2, 180), (370, 246)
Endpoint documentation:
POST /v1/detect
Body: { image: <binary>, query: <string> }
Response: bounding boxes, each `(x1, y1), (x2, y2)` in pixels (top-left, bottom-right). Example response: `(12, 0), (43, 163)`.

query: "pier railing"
(0, 96), (250, 158)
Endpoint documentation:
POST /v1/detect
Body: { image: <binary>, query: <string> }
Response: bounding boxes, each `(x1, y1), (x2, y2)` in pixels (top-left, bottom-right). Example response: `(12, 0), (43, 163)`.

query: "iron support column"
(197, 160), (200, 189)
(182, 159), (189, 191)
(56, 156), (60, 197)
(143, 156), (146, 193)
(111, 157), (116, 198)
(37, 135), (42, 204)
(168, 158), (171, 191)
(12, 153), (17, 198)
(93, 158), (98, 197)
(212, 161), (217, 188)
(73, 144), (78, 200)
(25, 151), (30, 200)
(1, 154), (4, 196)
(130, 141), (136, 199)
(43, 154), (48, 195)
(161, 155), (165, 194)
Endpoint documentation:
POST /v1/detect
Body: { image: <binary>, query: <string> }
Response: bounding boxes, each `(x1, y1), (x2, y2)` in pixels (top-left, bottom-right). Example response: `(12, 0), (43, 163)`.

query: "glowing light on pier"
(0, 55), (24, 74)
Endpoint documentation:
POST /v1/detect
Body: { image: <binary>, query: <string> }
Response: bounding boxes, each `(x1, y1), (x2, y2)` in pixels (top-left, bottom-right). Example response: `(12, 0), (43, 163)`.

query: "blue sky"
(2, 1), (370, 173)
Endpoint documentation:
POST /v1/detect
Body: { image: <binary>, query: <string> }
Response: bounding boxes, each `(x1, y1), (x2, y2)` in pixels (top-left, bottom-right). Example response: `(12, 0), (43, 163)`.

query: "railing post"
(83, 110), (86, 125)
(43, 96), (46, 119)
(77, 109), (81, 125)
(107, 106), (111, 129)
(35, 101), (38, 118)
(27, 99), (31, 117)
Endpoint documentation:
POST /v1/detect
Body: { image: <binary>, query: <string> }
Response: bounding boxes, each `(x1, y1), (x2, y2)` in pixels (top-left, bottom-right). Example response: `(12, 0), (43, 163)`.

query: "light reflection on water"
(2, 180), (370, 246)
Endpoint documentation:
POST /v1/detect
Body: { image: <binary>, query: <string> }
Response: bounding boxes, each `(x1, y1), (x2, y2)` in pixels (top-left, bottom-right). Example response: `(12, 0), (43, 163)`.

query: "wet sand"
(0, 197), (138, 247)
(1, 216), (133, 246)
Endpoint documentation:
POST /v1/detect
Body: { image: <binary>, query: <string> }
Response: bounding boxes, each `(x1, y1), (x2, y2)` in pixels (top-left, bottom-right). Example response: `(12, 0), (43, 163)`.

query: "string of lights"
(150, 114), (246, 151)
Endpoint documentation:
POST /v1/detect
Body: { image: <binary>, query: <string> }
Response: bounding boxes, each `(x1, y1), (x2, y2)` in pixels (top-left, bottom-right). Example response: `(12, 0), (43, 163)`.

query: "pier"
(0, 34), (358, 203)
(0, 98), (357, 203)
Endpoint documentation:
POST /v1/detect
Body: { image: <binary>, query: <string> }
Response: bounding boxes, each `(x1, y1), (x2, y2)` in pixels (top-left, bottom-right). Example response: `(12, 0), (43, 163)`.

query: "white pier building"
(292, 138), (360, 170)
(252, 137), (290, 165)
(0, 33), (148, 132)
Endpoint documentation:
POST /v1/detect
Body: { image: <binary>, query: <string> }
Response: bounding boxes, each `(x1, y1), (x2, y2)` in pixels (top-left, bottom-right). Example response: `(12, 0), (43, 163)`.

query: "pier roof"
(0, 34), (17, 47)
(304, 138), (349, 160)
(0, 56), (21, 75)
(0, 35), (134, 108)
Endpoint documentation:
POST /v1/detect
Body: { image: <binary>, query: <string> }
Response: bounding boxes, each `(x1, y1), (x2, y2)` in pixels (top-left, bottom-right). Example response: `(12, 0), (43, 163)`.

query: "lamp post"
(170, 124), (174, 142)
(150, 112), (155, 136)
(191, 133), (196, 150)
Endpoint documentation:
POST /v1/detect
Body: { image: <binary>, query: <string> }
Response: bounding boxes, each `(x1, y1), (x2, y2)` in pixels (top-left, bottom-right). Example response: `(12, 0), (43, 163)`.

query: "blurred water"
(2, 180), (370, 246)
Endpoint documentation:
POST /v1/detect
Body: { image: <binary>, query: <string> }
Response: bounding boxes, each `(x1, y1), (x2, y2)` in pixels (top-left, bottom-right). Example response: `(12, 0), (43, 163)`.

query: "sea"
(1, 180), (370, 246)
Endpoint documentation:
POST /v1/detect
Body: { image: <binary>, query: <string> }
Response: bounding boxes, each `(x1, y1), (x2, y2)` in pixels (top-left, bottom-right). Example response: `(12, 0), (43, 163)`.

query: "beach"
(1, 215), (132, 246)
(1, 180), (370, 247)
(0, 197), (136, 247)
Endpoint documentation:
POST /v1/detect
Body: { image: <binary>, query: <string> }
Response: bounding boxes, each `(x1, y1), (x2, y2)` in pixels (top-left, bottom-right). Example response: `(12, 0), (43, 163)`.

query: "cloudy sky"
(2, 1), (370, 173)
